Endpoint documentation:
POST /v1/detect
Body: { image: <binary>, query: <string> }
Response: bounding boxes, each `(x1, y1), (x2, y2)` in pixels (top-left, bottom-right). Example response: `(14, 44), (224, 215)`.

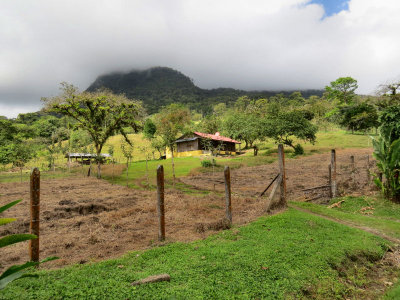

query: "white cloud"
(1, 0), (400, 117)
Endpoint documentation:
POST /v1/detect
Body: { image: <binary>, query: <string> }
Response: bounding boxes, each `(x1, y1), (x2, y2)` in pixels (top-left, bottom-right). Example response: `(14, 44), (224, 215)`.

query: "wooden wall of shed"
(177, 139), (200, 152)
(199, 140), (236, 152)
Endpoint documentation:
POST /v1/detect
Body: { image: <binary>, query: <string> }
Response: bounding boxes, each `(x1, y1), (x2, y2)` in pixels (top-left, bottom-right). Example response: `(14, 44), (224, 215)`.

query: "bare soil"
(182, 148), (377, 202)
(0, 178), (268, 271)
(0, 148), (378, 271)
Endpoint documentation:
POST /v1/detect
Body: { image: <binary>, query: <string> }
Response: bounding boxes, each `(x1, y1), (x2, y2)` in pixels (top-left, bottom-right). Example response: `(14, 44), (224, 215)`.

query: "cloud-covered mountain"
(87, 67), (323, 114)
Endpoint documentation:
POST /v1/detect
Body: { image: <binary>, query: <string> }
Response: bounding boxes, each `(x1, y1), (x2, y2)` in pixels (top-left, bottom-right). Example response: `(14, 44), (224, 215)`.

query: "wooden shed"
(168, 132), (241, 158)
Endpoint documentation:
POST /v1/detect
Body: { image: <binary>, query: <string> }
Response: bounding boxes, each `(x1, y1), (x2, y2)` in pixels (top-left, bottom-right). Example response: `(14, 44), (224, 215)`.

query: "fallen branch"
(302, 185), (331, 192)
(328, 200), (345, 209)
(131, 273), (171, 286)
(260, 173), (280, 197)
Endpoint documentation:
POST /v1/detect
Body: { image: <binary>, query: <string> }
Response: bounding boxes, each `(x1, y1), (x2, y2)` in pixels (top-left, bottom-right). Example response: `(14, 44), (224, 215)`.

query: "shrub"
(201, 159), (216, 168)
(293, 144), (304, 155)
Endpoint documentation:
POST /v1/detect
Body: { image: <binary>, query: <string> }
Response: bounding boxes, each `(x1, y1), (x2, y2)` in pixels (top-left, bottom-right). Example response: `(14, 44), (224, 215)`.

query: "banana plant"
(0, 200), (58, 290)
(372, 133), (400, 202)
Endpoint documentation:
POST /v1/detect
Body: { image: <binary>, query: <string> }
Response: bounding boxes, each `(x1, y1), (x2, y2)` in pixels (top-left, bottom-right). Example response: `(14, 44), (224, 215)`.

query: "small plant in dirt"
(0, 200), (58, 289)
(201, 159), (217, 168)
(293, 144), (304, 156)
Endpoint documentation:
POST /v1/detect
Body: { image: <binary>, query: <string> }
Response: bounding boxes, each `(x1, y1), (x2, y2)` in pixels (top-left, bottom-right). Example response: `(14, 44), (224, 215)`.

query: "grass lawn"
(0, 208), (390, 299)
(290, 196), (400, 298)
(290, 196), (400, 240)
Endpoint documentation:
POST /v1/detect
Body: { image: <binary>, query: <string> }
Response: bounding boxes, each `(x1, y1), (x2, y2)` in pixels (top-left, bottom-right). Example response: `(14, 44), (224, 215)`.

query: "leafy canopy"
(42, 83), (145, 156)
(325, 77), (358, 105)
(154, 104), (191, 149)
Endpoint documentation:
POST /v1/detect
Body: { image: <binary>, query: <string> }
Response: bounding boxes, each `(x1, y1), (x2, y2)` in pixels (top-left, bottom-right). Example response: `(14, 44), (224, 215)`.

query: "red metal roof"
(194, 132), (241, 144)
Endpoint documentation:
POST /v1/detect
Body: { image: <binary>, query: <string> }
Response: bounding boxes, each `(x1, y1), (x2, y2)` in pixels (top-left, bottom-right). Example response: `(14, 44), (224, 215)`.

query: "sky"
(1, 0), (400, 118)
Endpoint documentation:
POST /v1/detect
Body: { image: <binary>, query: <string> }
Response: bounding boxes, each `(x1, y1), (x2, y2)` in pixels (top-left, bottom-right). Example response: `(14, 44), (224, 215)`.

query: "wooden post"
(157, 165), (165, 241)
(278, 144), (286, 206)
(328, 164), (332, 198)
(30, 168), (40, 263)
(331, 149), (337, 198)
(366, 155), (370, 183)
(224, 166), (232, 223)
(350, 155), (355, 171)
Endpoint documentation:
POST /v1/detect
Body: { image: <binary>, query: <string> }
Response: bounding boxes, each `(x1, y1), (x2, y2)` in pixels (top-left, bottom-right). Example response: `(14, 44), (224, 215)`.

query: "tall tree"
(263, 110), (318, 154)
(154, 104), (191, 184)
(325, 77), (358, 105)
(43, 83), (144, 178)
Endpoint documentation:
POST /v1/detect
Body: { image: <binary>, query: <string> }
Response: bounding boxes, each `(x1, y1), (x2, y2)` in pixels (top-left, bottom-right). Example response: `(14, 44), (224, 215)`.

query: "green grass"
(291, 196), (400, 299)
(257, 129), (373, 154)
(290, 196), (400, 239)
(0, 209), (390, 299)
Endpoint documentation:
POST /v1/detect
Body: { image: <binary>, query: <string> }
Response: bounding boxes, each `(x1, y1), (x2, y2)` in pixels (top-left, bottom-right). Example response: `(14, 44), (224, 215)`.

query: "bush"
(201, 159), (216, 168)
(293, 144), (304, 155)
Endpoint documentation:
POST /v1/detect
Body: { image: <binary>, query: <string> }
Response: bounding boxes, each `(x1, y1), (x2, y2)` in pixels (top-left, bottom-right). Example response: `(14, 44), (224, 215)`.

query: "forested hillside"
(86, 67), (323, 113)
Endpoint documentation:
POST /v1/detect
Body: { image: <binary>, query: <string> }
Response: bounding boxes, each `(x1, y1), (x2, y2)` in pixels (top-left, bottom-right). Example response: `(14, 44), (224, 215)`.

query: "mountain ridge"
(86, 67), (324, 114)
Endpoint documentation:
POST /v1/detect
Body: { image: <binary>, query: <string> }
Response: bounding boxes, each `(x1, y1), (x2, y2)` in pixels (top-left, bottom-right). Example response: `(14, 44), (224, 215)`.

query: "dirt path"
(289, 204), (400, 244)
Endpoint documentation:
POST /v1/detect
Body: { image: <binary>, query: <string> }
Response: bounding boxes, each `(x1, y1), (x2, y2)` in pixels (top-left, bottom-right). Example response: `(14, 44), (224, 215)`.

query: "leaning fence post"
(278, 144), (287, 206)
(157, 165), (165, 242)
(30, 168), (40, 264)
(224, 166), (232, 224)
(331, 149), (337, 198)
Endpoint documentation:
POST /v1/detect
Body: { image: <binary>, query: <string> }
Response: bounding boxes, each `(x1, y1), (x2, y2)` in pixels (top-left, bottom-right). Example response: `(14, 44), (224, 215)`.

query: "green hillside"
(86, 67), (323, 114)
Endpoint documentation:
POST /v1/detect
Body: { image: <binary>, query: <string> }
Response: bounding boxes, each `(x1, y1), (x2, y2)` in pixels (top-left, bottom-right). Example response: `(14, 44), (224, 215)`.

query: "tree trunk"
(87, 159), (92, 177)
(97, 160), (101, 179)
(20, 167), (23, 183)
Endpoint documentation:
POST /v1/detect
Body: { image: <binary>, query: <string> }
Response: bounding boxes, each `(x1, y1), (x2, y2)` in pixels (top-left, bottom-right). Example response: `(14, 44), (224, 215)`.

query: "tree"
(222, 112), (263, 149)
(325, 77), (358, 105)
(197, 115), (221, 134)
(143, 118), (157, 140)
(43, 83), (144, 178)
(154, 104), (191, 184)
(263, 110), (318, 154)
(338, 103), (379, 134)
(120, 140), (134, 187)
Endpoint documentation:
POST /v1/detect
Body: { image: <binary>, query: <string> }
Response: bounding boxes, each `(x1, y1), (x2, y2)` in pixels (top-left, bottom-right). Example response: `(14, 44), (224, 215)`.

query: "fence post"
(278, 144), (287, 206)
(30, 168), (40, 264)
(328, 164), (332, 199)
(366, 155), (370, 183)
(350, 155), (355, 171)
(157, 165), (165, 242)
(224, 166), (232, 224)
(331, 149), (337, 198)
